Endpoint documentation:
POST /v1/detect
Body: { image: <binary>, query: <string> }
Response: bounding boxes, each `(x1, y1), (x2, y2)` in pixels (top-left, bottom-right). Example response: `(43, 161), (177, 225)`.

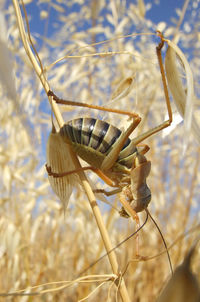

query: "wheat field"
(0, 1), (200, 301)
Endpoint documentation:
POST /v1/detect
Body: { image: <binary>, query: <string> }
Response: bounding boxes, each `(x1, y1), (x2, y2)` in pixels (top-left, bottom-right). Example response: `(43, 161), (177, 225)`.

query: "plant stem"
(12, 0), (131, 300)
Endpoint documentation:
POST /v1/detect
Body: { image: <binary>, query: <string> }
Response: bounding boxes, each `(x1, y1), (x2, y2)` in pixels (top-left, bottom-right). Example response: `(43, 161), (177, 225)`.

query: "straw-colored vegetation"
(0, 0), (200, 301)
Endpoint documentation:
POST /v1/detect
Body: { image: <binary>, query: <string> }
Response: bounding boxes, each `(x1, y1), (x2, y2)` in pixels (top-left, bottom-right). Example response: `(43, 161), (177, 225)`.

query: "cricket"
(7, 1), (199, 300)
(46, 34), (173, 269)
(46, 34), (172, 220)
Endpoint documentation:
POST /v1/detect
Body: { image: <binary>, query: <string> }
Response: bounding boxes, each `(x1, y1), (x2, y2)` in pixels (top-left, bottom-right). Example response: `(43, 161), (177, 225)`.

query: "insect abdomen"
(60, 118), (137, 169)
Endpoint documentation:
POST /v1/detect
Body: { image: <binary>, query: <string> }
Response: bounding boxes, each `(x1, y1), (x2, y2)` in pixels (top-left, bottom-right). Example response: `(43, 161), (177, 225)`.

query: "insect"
(46, 35), (171, 214)
(46, 34), (173, 263)
(47, 116), (151, 216)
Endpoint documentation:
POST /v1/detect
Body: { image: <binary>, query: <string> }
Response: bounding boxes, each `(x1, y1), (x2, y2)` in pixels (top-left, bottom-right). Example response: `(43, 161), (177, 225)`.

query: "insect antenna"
(77, 211), (149, 277)
(145, 209), (173, 276)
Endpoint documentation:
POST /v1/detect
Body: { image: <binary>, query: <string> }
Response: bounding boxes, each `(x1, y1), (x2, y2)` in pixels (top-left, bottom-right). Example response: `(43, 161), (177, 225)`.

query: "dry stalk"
(12, 0), (131, 300)
(0, 274), (117, 297)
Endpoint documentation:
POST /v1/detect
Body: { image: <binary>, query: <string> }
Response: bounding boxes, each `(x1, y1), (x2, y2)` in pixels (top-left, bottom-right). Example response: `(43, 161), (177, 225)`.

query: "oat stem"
(12, 0), (131, 300)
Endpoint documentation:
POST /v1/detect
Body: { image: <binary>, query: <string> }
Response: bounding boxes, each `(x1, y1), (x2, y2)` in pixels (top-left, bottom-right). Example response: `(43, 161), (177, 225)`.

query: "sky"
(25, 0), (186, 43)
(146, 0), (184, 24)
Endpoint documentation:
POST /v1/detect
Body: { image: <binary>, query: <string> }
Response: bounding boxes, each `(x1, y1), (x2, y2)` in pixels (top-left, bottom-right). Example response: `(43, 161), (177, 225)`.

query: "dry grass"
(0, 0), (200, 301)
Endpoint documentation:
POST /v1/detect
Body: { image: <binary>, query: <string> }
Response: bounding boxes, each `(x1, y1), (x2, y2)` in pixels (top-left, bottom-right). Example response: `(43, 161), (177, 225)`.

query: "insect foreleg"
(94, 188), (122, 197)
(46, 163), (118, 187)
(46, 164), (95, 177)
(119, 192), (141, 257)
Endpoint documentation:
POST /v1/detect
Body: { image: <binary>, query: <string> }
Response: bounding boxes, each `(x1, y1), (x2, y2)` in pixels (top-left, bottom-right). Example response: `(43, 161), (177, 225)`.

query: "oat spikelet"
(165, 42), (200, 144)
(111, 76), (135, 102)
(46, 124), (79, 212)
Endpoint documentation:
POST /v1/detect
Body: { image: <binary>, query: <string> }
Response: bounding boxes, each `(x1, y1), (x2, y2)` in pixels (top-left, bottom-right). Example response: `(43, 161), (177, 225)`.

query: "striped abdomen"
(60, 118), (138, 169)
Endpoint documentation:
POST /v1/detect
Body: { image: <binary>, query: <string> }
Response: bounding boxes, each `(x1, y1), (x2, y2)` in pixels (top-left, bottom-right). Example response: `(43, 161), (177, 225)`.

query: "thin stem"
(12, 1), (131, 300)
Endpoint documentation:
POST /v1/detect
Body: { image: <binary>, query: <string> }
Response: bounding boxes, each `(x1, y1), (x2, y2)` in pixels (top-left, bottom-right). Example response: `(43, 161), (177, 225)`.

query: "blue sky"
(25, 1), (185, 43)
(146, 0), (184, 24)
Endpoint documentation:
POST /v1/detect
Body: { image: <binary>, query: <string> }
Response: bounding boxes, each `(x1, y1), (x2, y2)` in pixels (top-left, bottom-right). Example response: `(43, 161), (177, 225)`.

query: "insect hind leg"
(129, 33), (173, 146)
(48, 90), (140, 119)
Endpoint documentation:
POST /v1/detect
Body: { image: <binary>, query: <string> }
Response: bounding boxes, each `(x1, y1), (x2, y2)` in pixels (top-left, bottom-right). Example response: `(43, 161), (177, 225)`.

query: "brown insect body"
(59, 117), (151, 215)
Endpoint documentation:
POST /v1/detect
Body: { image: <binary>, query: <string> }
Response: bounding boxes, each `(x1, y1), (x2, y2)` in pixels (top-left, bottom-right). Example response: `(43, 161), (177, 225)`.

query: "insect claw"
(156, 30), (165, 51)
(45, 163), (52, 175)
(47, 90), (54, 97)
(47, 90), (59, 102)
